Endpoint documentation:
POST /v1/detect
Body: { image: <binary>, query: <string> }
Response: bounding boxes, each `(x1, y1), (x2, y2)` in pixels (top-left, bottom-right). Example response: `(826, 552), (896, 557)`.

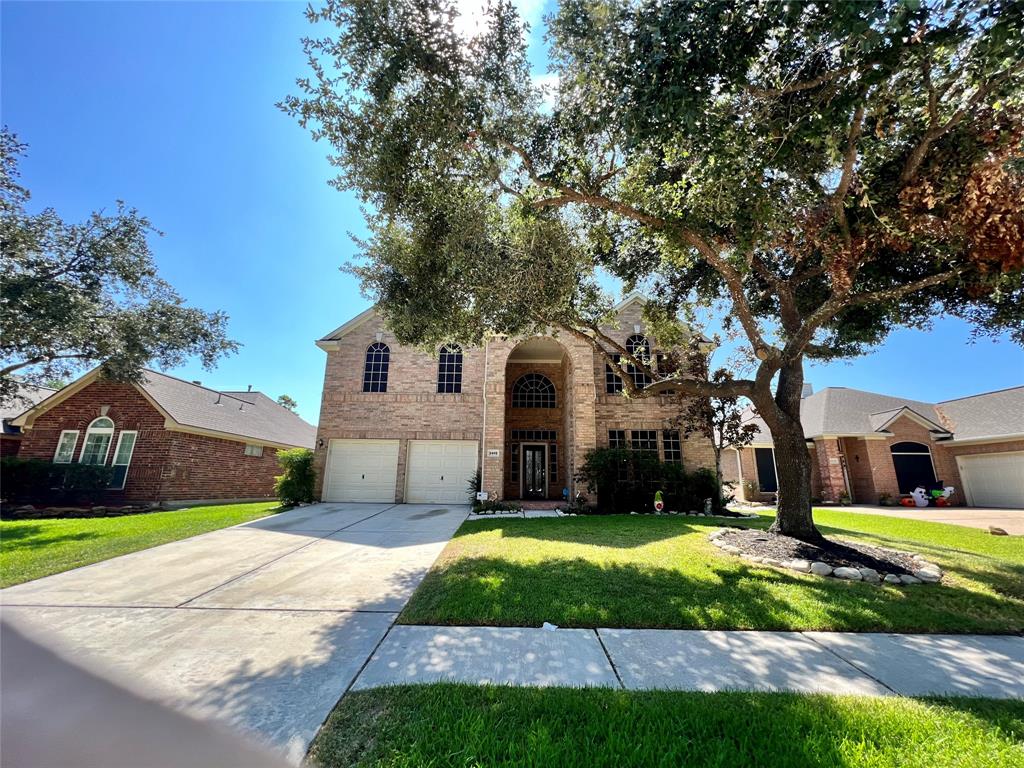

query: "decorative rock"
(764, 558), (782, 567)
(722, 545), (742, 555)
(787, 559), (811, 573)
(688, 510), (699, 515)
(989, 526), (1009, 536)
(900, 574), (922, 585)
(833, 567), (863, 580)
(913, 568), (942, 583)
(858, 568), (880, 584)
(809, 562), (833, 577)
(883, 574), (902, 585)
(709, 530), (725, 540)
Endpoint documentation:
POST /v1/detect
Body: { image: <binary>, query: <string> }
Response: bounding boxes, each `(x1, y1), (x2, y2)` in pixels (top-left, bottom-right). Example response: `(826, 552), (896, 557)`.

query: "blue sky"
(3, 1), (1021, 424)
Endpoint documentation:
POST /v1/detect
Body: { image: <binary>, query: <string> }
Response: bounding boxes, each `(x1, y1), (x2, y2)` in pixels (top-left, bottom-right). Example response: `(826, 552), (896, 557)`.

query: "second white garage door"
(324, 439), (400, 502)
(406, 440), (479, 504)
(956, 452), (1024, 508)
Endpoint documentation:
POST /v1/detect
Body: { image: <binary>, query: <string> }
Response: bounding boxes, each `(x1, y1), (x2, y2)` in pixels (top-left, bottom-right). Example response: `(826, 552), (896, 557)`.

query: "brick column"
(481, 338), (512, 499)
(815, 438), (848, 502)
(566, 341), (596, 498)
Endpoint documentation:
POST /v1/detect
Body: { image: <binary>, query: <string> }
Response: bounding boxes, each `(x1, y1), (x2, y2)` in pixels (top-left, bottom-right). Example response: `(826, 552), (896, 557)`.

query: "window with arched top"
(890, 441), (936, 493)
(79, 417), (114, 465)
(362, 342), (391, 392)
(437, 345), (463, 393)
(511, 373), (556, 408)
(605, 335), (653, 392)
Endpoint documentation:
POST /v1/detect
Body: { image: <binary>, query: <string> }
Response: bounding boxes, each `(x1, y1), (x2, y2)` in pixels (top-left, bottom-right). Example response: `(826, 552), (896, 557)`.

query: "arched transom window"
(79, 417), (114, 465)
(362, 342), (391, 392)
(890, 441), (936, 494)
(437, 345), (463, 393)
(511, 373), (556, 408)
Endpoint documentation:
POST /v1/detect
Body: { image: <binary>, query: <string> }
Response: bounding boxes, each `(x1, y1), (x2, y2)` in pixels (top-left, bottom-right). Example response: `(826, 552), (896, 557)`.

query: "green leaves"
(0, 130), (238, 404)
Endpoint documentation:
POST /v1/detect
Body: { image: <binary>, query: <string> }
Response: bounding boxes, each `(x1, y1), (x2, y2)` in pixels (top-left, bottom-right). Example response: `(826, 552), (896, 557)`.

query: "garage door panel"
(406, 440), (478, 504)
(957, 453), (1024, 509)
(324, 440), (399, 503)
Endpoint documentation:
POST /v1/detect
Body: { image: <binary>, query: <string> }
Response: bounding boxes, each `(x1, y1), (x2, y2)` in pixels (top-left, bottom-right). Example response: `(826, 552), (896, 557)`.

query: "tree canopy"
(284, 0), (1024, 538)
(0, 129), (238, 405)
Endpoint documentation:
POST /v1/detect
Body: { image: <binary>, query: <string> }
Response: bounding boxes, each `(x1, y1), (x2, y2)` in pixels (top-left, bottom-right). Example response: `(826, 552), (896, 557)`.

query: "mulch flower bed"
(709, 527), (944, 586)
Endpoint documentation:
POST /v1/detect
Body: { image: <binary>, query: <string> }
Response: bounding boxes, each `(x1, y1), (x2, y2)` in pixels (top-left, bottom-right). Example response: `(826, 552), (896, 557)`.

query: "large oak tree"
(284, 0), (1024, 541)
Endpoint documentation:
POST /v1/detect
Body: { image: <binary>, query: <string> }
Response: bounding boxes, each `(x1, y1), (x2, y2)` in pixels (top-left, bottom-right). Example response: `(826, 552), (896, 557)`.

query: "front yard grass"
(0, 502), (281, 587)
(309, 684), (1024, 768)
(399, 508), (1024, 633)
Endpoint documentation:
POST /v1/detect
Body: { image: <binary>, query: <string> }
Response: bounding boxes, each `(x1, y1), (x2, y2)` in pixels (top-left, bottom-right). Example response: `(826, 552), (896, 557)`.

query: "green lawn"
(308, 685), (1024, 768)
(399, 508), (1024, 633)
(0, 502), (281, 587)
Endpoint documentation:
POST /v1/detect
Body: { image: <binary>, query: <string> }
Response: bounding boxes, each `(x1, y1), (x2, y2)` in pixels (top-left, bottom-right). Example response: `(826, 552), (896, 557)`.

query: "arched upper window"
(890, 441), (936, 494)
(437, 345), (463, 394)
(511, 373), (556, 408)
(604, 335), (652, 392)
(79, 417), (114, 465)
(362, 343), (390, 392)
(626, 334), (651, 360)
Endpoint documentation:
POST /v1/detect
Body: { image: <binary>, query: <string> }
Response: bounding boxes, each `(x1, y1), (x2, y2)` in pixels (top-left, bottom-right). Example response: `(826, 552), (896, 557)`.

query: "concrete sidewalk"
(353, 625), (1024, 699)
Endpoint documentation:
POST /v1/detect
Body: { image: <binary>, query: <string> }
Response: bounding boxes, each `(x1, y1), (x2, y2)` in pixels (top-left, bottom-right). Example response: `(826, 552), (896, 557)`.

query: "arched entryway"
(890, 441), (937, 493)
(504, 337), (571, 500)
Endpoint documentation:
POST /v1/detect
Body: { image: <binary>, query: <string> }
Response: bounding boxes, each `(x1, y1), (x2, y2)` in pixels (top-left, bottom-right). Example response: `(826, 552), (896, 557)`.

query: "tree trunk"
(760, 357), (822, 542)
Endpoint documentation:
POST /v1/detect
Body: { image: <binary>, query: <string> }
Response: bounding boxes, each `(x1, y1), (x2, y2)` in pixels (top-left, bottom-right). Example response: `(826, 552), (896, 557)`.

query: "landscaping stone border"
(708, 528), (944, 586)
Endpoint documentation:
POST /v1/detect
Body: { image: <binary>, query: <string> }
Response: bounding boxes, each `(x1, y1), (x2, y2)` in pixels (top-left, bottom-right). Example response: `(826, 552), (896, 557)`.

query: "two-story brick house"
(313, 296), (717, 504)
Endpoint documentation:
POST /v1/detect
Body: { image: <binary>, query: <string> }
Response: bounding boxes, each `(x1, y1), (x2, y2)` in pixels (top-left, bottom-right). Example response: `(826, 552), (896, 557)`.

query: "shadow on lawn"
(0, 524), (102, 552)
(401, 553), (1024, 633)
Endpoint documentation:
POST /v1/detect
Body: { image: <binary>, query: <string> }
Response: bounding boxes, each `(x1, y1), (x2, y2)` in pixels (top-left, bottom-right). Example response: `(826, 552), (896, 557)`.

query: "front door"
(523, 445), (547, 499)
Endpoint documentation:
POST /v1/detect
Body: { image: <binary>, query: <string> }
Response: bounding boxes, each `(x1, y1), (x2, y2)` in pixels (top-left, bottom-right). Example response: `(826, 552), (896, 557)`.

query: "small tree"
(276, 394), (298, 412)
(679, 367), (759, 500)
(274, 448), (315, 506)
(0, 129), (238, 405)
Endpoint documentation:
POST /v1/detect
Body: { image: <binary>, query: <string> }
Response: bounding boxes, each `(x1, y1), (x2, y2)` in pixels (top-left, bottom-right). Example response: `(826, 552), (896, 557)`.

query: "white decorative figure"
(911, 486), (930, 507)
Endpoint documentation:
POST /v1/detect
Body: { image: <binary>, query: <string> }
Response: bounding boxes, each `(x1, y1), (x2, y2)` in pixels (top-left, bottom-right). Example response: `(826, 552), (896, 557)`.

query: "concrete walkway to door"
(0, 502), (469, 764)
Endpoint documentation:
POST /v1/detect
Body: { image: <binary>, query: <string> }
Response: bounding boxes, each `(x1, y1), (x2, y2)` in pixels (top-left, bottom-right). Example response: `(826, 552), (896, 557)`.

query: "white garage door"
(324, 439), (399, 502)
(957, 452), (1024, 508)
(406, 440), (479, 504)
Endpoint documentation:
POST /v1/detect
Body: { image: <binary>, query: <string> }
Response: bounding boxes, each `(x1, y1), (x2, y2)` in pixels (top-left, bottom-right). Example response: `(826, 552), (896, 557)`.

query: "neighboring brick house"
(8, 368), (316, 505)
(723, 385), (1024, 509)
(313, 295), (718, 504)
(1, 382), (57, 457)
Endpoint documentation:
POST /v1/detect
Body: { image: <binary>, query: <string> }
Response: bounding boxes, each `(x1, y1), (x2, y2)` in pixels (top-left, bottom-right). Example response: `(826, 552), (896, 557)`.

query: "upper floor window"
(631, 429), (658, 453)
(437, 345), (463, 394)
(362, 342), (390, 392)
(511, 373), (556, 408)
(605, 355), (624, 394)
(79, 417), (114, 465)
(626, 335), (653, 388)
(608, 429), (627, 449)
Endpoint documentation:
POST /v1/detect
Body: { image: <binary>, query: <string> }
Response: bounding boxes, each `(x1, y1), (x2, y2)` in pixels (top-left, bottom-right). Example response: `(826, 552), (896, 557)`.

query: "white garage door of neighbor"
(406, 440), (479, 504)
(957, 452), (1024, 509)
(324, 439), (400, 502)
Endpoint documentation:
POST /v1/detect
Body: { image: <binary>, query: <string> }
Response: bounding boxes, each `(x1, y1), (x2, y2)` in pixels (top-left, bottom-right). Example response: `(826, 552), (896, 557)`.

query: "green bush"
(1, 457), (114, 504)
(274, 448), (315, 506)
(576, 448), (722, 514)
(466, 468), (482, 505)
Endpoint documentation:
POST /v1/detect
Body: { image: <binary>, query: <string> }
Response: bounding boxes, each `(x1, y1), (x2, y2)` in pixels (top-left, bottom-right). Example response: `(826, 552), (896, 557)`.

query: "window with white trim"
(109, 431), (138, 489)
(79, 417), (114, 466)
(53, 430), (79, 464)
(244, 444), (264, 457)
(362, 342), (391, 392)
(437, 344), (463, 393)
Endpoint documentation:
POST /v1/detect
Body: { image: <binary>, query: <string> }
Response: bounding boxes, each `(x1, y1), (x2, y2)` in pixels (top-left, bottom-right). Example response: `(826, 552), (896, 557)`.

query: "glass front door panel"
(523, 446), (546, 498)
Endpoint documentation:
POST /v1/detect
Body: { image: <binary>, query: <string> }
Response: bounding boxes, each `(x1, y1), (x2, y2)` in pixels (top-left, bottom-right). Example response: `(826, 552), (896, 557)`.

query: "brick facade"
(315, 302), (718, 503)
(730, 412), (1023, 506)
(15, 380), (283, 504)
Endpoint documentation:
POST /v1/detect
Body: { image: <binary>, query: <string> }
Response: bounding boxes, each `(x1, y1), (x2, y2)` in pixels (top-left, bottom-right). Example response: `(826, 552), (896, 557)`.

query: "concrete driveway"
(0, 502), (468, 763)
(839, 504), (1024, 535)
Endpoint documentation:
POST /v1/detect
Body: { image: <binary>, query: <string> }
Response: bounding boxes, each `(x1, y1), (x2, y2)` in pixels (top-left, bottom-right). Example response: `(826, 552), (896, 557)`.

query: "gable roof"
(12, 369), (316, 450)
(728, 385), (1024, 447)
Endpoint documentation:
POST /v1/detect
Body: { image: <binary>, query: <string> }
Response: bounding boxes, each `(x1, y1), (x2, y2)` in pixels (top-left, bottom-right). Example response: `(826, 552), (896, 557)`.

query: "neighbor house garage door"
(956, 452), (1024, 508)
(323, 439), (400, 502)
(406, 440), (479, 504)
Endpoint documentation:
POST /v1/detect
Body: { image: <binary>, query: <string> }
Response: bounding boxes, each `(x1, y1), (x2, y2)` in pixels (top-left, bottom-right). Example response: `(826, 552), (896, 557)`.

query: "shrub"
(274, 448), (315, 506)
(466, 468), (482, 504)
(576, 448), (722, 514)
(1, 457), (114, 505)
(472, 499), (523, 514)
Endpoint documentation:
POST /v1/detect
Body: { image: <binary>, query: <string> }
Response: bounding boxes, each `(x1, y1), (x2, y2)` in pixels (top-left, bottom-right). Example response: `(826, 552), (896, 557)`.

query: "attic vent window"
(244, 444), (263, 457)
